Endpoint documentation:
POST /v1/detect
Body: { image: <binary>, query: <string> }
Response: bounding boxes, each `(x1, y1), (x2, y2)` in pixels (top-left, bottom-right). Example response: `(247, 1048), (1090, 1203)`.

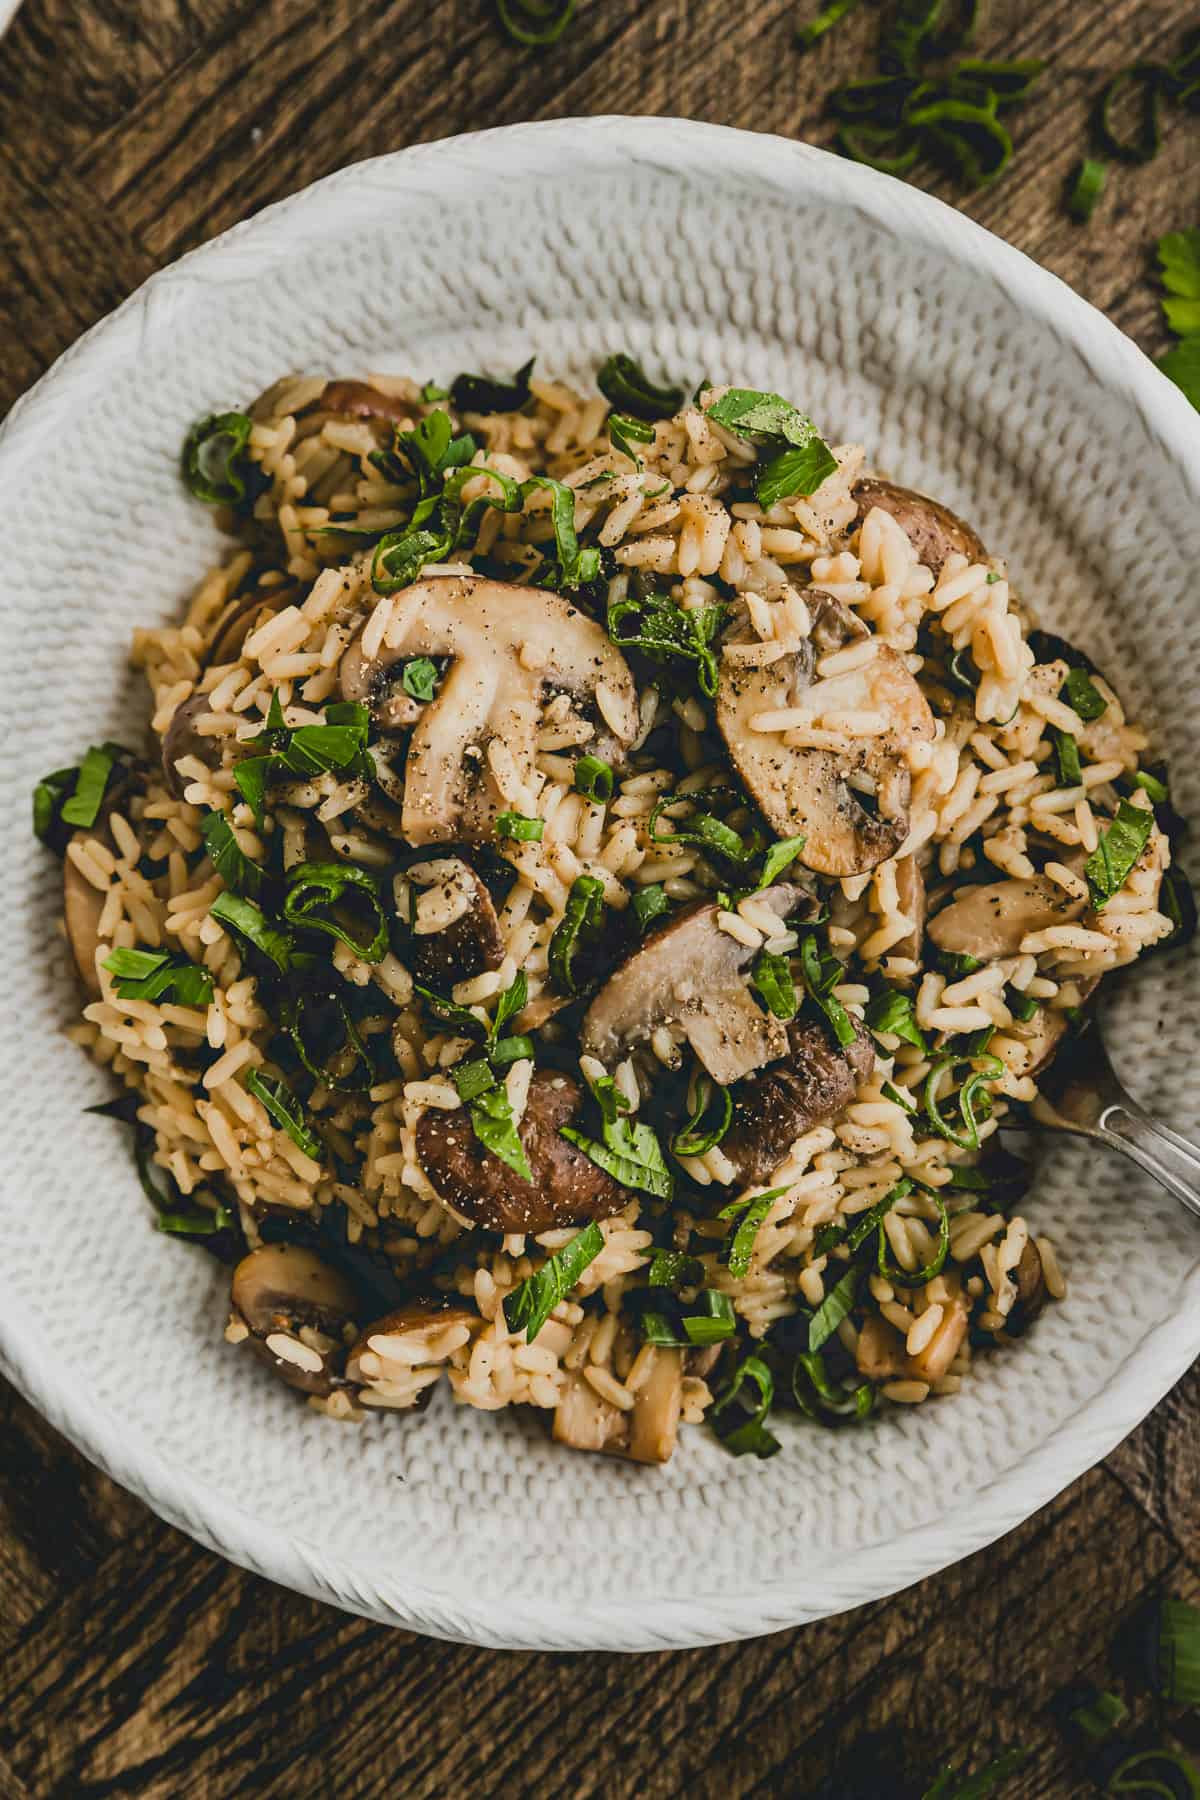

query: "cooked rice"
(49, 361), (1176, 1465)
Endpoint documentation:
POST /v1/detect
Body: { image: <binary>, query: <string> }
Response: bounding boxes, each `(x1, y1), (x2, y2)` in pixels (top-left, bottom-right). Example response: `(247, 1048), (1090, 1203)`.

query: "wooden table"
(1, 2), (1197, 1793)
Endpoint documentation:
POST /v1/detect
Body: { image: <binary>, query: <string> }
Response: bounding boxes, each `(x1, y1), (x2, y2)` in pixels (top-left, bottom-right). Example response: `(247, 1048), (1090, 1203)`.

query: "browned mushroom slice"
(927, 873), (1086, 962)
(229, 1245), (358, 1397)
(722, 1015), (876, 1184)
(716, 589), (935, 878)
(320, 380), (414, 422)
(851, 478), (987, 577)
(854, 1286), (968, 1385)
(580, 884), (811, 1088)
(206, 587), (296, 669)
(344, 1298), (478, 1404)
(415, 1069), (627, 1235)
(340, 577), (639, 845)
(892, 855), (926, 964)
(161, 691), (222, 800)
(552, 1347), (683, 1464)
(408, 855), (504, 989)
(1011, 1239), (1046, 1321)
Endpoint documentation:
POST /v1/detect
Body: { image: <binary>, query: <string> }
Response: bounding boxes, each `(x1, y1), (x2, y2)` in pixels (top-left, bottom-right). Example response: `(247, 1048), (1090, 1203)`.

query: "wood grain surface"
(0, 2), (1197, 1794)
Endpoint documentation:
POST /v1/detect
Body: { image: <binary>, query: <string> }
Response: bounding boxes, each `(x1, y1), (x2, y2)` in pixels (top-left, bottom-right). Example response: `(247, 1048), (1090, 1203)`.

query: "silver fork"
(1030, 1019), (1200, 1221)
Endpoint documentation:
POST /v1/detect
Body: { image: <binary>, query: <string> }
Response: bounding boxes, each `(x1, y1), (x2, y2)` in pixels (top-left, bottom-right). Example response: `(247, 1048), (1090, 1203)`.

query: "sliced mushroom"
(580, 884), (810, 1088)
(927, 873), (1086, 962)
(162, 691), (221, 800)
(1012, 1238), (1046, 1318)
(229, 1245), (358, 1397)
(340, 577), (639, 846)
(206, 587), (295, 669)
(552, 1347), (683, 1464)
(716, 589), (935, 877)
(415, 1069), (627, 1235)
(344, 1297), (477, 1401)
(1003, 980), (1096, 1078)
(851, 478), (987, 577)
(854, 1286), (968, 1385)
(407, 855), (504, 989)
(722, 1015), (877, 1184)
(320, 380), (414, 422)
(892, 855), (926, 964)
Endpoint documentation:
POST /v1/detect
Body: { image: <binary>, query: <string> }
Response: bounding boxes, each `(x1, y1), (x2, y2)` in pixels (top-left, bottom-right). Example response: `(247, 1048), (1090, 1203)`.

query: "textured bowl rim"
(2, 116), (1199, 1653)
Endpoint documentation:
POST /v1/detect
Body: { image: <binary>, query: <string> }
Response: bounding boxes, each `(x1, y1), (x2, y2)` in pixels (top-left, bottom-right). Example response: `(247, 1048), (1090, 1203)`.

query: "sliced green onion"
(401, 657), (439, 701)
(283, 861), (389, 963)
(1067, 156), (1107, 222)
(752, 949), (798, 1020)
(489, 1033), (535, 1068)
(547, 873), (606, 995)
(102, 947), (214, 1007)
(449, 358), (534, 415)
(573, 755), (614, 803)
(1009, 989), (1039, 1023)
(1067, 1688), (1128, 1745)
(608, 411), (655, 466)
(1106, 1748), (1200, 1798)
(201, 810), (264, 901)
(243, 1068), (322, 1162)
(1061, 663), (1107, 721)
(799, 932), (856, 1048)
(1053, 728), (1082, 787)
(758, 835), (806, 888)
(876, 1190), (949, 1287)
(503, 1221), (605, 1341)
(865, 985), (926, 1050)
(718, 1184), (789, 1278)
(496, 0), (575, 47)
(808, 1265), (859, 1352)
(496, 810), (544, 842)
(1085, 800), (1154, 910)
(672, 1077), (734, 1158)
(452, 1058), (497, 1103)
(283, 987), (375, 1092)
(631, 884), (670, 933)
(60, 745), (115, 830)
(209, 891), (294, 972)
(1132, 768), (1170, 805)
(907, 98), (1013, 187)
(596, 353), (684, 422)
(923, 1052), (1004, 1151)
(836, 123), (922, 176)
(607, 592), (724, 699)
(182, 411), (256, 505)
(1151, 1596), (1200, 1706)
(157, 1204), (234, 1239)
(468, 1081), (533, 1181)
(709, 1353), (780, 1459)
(645, 1249), (704, 1290)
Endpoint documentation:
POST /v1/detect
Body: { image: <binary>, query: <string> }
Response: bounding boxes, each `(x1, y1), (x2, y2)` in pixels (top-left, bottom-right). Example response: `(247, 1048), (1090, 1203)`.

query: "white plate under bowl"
(1, 119), (1198, 1653)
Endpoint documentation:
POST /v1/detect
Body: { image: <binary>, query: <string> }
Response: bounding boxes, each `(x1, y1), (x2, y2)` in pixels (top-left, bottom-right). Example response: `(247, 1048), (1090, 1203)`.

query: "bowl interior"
(2, 121), (1198, 1650)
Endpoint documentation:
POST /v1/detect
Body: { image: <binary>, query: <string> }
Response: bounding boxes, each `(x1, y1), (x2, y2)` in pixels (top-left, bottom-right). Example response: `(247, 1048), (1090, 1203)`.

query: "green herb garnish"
(672, 1077), (734, 1158)
(752, 948), (798, 1020)
(709, 1352), (781, 1459)
(503, 1220), (605, 1341)
(282, 861), (389, 963)
(59, 744), (117, 831)
(608, 411), (656, 467)
(449, 357), (534, 414)
(243, 1068), (322, 1162)
(608, 591), (725, 699)
(102, 947), (214, 1008)
(706, 388), (838, 505)
(182, 412), (257, 505)
(560, 1074), (673, 1199)
(201, 810), (264, 901)
(547, 873), (606, 996)
(496, 810), (545, 842)
(865, 984), (926, 1049)
(799, 932), (857, 1048)
(1085, 800), (1155, 910)
(719, 1185), (790, 1278)
(631, 884), (671, 934)
(573, 755), (614, 804)
(808, 1266), (859, 1352)
(596, 353), (684, 422)
(1067, 156), (1107, 222)
(209, 892), (294, 972)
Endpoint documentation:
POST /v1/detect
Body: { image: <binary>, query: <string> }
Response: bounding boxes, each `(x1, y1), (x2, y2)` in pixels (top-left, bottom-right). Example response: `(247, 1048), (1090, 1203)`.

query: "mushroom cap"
(230, 1244), (358, 1398)
(339, 577), (639, 847)
(927, 872), (1086, 962)
(344, 1298), (477, 1387)
(162, 691), (219, 801)
(580, 884), (812, 1088)
(552, 1347), (682, 1464)
(721, 1013), (877, 1185)
(851, 478), (987, 577)
(407, 853), (505, 990)
(414, 1068), (628, 1235)
(716, 590), (934, 878)
(319, 380), (414, 422)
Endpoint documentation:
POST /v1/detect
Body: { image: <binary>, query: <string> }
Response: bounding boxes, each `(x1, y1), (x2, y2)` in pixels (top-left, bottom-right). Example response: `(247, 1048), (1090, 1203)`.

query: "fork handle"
(1095, 1096), (1200, 1222)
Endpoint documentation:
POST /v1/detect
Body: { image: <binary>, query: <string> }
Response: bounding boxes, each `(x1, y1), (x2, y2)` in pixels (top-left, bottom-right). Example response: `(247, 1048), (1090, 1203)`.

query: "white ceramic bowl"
(2, 119), (1198, 1652)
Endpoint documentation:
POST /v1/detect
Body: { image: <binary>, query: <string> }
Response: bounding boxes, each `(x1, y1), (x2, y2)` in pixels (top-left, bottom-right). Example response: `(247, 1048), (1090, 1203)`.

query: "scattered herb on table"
(1155, 226), (1200, 411)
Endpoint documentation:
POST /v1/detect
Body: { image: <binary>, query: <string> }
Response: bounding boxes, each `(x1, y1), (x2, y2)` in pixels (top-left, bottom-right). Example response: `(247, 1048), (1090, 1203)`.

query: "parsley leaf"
(503, 1221), (605, 1341)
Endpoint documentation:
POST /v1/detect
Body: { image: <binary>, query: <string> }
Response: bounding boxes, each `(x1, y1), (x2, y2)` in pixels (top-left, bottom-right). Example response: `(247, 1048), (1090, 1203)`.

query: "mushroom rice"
(33, 355), (1188, 1464)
